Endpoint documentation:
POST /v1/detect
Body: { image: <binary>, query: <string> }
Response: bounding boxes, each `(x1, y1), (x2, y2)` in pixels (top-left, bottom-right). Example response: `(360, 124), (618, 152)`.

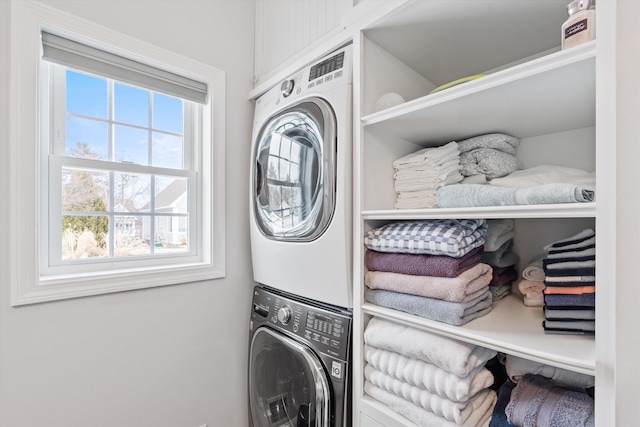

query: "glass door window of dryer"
(254, 100), (336, 241)
(249, 328), (330, 427)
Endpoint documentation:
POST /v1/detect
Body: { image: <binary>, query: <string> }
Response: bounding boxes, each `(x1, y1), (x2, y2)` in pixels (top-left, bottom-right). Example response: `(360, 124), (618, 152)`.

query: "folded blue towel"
(364, 288), (493, 326)
(544, 293), (595, 308)
(437, 183), (595, 208)
(544, 229), (595, 252)
(489, 380), (516, 427)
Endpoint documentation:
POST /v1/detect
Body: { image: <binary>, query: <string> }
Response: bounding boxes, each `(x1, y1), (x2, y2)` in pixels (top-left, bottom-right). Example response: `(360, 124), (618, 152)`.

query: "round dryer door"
(249, 327), (330, 427)
(253, 98), (336, 241)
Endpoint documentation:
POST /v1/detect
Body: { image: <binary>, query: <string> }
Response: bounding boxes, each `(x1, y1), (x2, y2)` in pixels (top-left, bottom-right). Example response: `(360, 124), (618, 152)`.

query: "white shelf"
(362, 202), (596, 220)
(363, 293), (596, 376)
(362, 42), (596, 145)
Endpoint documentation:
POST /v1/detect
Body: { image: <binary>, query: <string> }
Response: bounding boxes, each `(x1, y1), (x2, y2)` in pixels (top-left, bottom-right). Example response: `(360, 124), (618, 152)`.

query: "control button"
(293, 323), (299, 332)
(331, 340), (340, 348)
(308, 82), (315, 88)
(312, 333), (320, 342)
(280, 79), (294, 97)
(304, 331), (312, 340)
(321, 337), (330, 345)
(325, 75), (333, 82)
(295, 87), (301, 95)
(316, 79), (323, 86)
(331, 361), (343, 379)
(277, 306), (292, 325)
(334, 70), (343, 78)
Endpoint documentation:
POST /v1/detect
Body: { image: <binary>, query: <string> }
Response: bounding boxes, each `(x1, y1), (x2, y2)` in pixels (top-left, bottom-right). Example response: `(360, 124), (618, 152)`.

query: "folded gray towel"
(457, 133), (520, 155)
(460, 149), (521, 179)
(364, 288), (493, 326)
(483, 240), (519, 268)
(437, 183), (595, 208)
(505, 374), (594, 427)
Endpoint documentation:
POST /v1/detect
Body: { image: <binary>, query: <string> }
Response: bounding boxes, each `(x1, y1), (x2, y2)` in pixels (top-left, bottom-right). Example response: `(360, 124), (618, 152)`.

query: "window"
(47, 65), (197, 270)
(9, 1), (225, 305)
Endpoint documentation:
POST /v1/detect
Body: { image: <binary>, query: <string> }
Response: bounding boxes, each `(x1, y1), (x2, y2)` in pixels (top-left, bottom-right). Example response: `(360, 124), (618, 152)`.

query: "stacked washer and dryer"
(248, 44), (354, 427)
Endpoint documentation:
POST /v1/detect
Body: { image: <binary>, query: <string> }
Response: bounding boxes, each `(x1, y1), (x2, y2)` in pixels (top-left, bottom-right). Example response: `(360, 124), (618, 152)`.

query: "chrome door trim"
(253, 97), (337, 242)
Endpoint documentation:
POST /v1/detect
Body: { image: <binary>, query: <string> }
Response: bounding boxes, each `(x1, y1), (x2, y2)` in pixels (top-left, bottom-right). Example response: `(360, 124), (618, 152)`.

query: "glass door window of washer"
(254, 99), (336, 241)
(249, 328), (330, 427)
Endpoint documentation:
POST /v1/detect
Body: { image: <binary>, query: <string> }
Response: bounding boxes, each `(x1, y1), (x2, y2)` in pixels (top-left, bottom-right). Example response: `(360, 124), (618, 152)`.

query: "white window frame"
(9, 1), (226, 305)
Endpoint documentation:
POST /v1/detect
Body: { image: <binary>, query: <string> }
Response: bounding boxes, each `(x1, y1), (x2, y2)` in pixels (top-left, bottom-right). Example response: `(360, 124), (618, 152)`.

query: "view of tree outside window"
(60, 69), (190, 260)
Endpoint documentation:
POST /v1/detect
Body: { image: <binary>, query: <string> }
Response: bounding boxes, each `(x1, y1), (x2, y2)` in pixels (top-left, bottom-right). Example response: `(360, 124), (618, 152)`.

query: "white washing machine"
(249, 44), (352, 308)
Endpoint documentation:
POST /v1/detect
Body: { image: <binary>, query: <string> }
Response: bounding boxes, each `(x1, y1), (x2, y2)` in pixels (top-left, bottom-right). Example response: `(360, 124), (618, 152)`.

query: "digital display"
(306, 311), (342, 338)
(309, 52), (345, 81)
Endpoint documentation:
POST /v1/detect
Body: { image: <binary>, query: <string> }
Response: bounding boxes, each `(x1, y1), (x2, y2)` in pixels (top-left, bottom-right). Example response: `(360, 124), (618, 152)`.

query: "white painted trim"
(10, 0), (226, 306)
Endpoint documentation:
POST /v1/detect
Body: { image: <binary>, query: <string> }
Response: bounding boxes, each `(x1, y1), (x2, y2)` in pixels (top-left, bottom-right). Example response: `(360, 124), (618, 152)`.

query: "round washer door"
(249, 327), (331, 427)
(253, 98), (336, 241)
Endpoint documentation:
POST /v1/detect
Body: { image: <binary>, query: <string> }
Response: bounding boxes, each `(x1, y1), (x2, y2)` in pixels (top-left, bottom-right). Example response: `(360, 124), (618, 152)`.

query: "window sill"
(13, 262), (224, 306)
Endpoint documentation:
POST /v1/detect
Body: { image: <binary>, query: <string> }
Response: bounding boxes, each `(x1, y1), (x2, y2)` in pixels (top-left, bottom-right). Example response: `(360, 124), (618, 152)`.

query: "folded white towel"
(544, 275), (596, 283)
(505, 355), (595, 388)
(364, 317), (497, 377)
(490, 165), (595, 188)
(484, 219), (514, 252)
(393, 141), (460, 170)
(365, 364), (494, 425)
(522, 255), (545, 281)
(364, 345), (494, 403)
(364, 380), (495, 427)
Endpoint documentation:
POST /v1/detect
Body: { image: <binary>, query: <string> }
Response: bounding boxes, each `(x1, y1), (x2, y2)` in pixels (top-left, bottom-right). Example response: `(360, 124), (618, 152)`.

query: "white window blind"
(41, 31), (208, 103)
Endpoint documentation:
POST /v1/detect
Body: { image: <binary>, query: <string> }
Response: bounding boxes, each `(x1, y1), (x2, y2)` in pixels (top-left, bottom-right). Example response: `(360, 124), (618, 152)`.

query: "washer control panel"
(251, 286), (351, 361)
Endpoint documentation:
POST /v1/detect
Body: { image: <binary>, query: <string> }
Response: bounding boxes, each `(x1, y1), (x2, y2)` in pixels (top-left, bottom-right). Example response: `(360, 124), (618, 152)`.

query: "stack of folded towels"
(393, 141), (464, 209)
(516, 255), (546, 307)
(489, 355), (595, 427)
(364, 317), (498, 427)
(542, 229), (596, 335)
(364, 219), (493, 326)
(481, 220), (519, 302)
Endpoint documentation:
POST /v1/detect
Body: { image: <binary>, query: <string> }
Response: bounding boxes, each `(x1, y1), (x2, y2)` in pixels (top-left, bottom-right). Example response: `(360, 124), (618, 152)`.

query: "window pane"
(114, 172), (151, 212)
(153, 93), (183, 133)
(66, 118), (108, 160)
(152, 132), (183, 168)
(114, 83), (149, 127)
(62, 167), (110, 211)
(114, 215), (150, 257)
(114, 125), (149, 165)
(155, 176), (188, 214)
(61, 215), (109, 260)
(155, 216), (188, 254)
(66, 70), (107, 119)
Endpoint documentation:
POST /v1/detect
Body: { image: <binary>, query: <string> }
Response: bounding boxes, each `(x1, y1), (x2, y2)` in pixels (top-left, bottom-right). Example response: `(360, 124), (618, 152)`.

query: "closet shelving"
(354, 1), (602, 426)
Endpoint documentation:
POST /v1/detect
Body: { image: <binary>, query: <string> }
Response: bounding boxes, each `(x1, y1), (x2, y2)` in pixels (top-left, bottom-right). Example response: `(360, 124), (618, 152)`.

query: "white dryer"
(250, 44), (352, 308)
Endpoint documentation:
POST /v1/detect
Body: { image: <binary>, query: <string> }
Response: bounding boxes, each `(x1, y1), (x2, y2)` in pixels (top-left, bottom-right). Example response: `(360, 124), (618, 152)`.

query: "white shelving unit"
(352, 1), (613, 426)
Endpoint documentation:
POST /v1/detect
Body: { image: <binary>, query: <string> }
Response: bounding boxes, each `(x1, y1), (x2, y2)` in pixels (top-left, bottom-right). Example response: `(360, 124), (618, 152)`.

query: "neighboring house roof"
(142, 179), (187, 211)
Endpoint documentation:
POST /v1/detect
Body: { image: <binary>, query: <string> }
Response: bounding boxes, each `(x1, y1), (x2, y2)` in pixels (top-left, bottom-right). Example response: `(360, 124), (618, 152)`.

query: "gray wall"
(0, 1), (255, 426)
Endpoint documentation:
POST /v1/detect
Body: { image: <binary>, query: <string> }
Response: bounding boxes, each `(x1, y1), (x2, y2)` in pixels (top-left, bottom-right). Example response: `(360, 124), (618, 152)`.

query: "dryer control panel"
(250, 286), (351, 362)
